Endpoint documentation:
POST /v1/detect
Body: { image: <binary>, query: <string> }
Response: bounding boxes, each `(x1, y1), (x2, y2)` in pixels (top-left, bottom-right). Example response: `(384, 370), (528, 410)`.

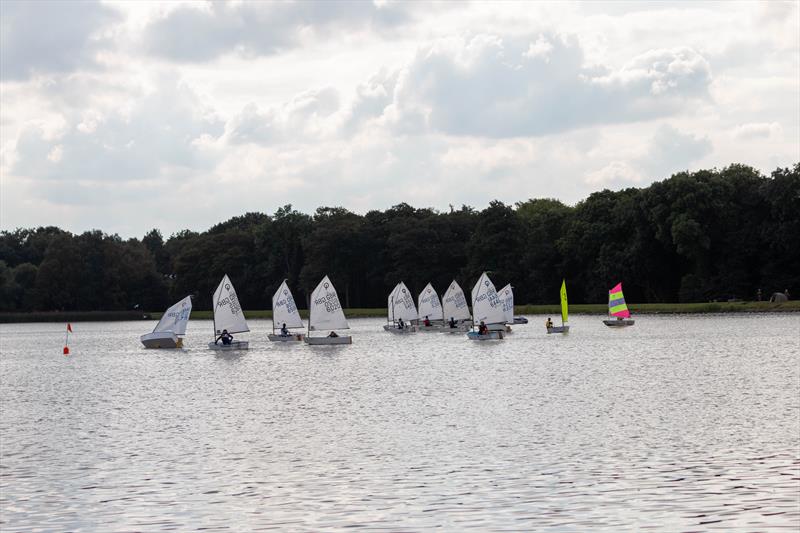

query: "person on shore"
(545, 317), (553, 330)
(423, 315), (431, 327)
(280, 323), (289, 335)
(215, 329), (233, 345)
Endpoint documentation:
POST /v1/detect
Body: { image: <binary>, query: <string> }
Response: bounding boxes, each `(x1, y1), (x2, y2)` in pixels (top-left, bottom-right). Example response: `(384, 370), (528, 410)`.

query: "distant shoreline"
(1, 301), (798, 323)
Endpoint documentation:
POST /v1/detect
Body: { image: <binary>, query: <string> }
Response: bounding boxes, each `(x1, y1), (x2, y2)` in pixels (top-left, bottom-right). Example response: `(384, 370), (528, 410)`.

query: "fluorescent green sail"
(560, 279), (568, 325)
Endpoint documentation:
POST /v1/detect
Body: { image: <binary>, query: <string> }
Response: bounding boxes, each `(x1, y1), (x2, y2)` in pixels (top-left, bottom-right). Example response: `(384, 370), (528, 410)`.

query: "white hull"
(442, 324), (471, 333)
(547, 325), (570, 334)
(383, 324), (416, 333)
(305, 335), (352, 345)
(467, 331), (504, 340)
(208, 340), (249, 350)
(512, 316), (529, 324)
(603, 319), (635, 327)
(268, 333), (305, 342)
(418, 324), (444, 332)
(140, 331), (183, 349)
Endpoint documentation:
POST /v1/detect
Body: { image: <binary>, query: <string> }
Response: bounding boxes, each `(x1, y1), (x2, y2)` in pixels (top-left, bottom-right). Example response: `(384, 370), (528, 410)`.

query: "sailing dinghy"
(383, 282), (418, 333)
(547, 280), (570, 334)
(467, 272), (505, 340)
(497, 283), (514, 333)
(603, 282), (635, 327)
(305, 275), (352, 345)
(442, 280), (472, 332)
(269, 280), (304, 342)
(141, 295), (192, 348)
(208, 275), (250, 350)
(417, 283), (444, 330)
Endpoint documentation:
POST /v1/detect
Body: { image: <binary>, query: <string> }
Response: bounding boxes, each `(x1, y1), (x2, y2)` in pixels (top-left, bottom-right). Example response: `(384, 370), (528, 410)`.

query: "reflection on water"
(1, 314), (799, 531)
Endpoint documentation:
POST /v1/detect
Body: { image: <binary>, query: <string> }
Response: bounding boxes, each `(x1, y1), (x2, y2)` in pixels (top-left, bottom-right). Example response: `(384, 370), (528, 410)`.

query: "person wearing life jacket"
(216, 329), (233, 345)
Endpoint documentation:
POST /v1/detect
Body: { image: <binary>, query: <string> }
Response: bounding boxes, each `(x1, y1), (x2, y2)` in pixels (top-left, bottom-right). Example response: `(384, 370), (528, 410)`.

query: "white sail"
(153, 295), (192, 336)
(417, 283), (443, 321)
(442, 280), (471, 322)
(499, 284), (514, 324)
(272, 280), (303, 330)
(389, 281), (418, 321)
(309, 275), (349, 331)
(471, 272), (506, 324)
(212, 275), (249, 334)
(387, 284), (399, 321)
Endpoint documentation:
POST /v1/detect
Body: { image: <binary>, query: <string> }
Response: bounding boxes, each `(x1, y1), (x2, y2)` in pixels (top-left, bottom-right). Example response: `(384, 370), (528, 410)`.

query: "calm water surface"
(1, 314), (799, 531)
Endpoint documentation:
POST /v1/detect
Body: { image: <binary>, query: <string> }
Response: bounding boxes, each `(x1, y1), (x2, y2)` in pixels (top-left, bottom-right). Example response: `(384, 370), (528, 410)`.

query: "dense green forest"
(1, 163), (797, 312)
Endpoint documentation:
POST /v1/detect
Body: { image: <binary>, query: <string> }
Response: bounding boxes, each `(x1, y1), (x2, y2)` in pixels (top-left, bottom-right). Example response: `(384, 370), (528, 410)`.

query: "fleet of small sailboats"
(603, 282), (635, 327)
(305, 275), (352, 344)
(139, 271), (642, 349)
(269, 280), (304, 342)
(140, 295), (192, 348)
(208, 275), (250, 350)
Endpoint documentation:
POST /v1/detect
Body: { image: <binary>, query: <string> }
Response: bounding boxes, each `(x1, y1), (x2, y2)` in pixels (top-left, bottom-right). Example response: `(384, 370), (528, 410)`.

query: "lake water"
(1, 314), (798, 531)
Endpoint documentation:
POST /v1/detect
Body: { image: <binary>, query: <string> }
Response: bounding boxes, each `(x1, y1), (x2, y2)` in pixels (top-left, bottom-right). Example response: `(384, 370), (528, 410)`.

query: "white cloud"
(0, 0), (121, 80)
(0, 1), (797, 237)
(731, 122), (783, 140)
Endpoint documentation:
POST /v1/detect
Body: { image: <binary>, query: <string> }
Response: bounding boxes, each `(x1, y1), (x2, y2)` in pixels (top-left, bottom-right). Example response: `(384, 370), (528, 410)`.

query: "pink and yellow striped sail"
(608, 282), (630, 318)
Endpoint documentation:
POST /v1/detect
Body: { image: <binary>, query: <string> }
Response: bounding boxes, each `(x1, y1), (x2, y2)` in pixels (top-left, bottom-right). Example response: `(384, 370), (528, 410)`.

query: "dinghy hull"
(603, 319), (635, 327)
(467, 331), (504, 340)
(268, 333), (304, 342)
(305, 336), (352, 345)
(141, 332), (183, 349)
(208, 340), (249, 350)
(383, 324), (416, 333)
(547, 326), (570, 334)
(512, 316), (528, 324)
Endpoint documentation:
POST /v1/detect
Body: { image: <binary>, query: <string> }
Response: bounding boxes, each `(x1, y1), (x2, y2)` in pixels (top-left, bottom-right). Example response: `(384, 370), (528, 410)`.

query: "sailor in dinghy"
(268, 280), (305, 342)
(467, 272), (505, 340)
(603, 282), (635, 327)
(383, 282), (418, 333)
(208, 274), (250, 350)
(442, 280), (473, 332)
(305, 276), (352, 345)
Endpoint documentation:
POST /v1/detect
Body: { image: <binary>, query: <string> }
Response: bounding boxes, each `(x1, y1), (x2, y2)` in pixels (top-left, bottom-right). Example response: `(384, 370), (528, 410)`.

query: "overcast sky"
(1, 0), (798, 238)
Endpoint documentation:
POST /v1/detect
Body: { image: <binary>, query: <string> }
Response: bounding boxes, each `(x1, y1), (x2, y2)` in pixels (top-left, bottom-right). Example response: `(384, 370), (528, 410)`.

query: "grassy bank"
(3, 301), (796, 323)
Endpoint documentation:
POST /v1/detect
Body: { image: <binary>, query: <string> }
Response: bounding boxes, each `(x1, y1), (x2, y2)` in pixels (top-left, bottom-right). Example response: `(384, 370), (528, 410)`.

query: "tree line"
(1, 163), (797, 312)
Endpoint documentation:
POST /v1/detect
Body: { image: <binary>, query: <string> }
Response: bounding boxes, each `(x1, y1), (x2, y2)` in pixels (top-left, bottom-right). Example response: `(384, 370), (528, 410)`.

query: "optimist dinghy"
(269, 280), (305, 342)
(383, 282), (418, 333)
(417, 283), (444, 331)
(208, 275), (250, 350)
(467, 272), (506, 341)
(140, 295), (192, 348)
(441, 280), (473, 332)
(305, 275), (352, 345)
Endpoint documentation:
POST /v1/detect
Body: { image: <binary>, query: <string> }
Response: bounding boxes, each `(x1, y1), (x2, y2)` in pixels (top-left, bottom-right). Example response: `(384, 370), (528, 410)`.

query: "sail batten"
(309, 275), (349, 331)
(272, 280), (304, 330)
(212, 275), (249, 334)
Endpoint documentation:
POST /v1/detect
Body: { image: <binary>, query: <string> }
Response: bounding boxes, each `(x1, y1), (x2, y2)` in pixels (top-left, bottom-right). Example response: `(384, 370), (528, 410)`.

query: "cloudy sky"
(1, 0), (798, 238)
